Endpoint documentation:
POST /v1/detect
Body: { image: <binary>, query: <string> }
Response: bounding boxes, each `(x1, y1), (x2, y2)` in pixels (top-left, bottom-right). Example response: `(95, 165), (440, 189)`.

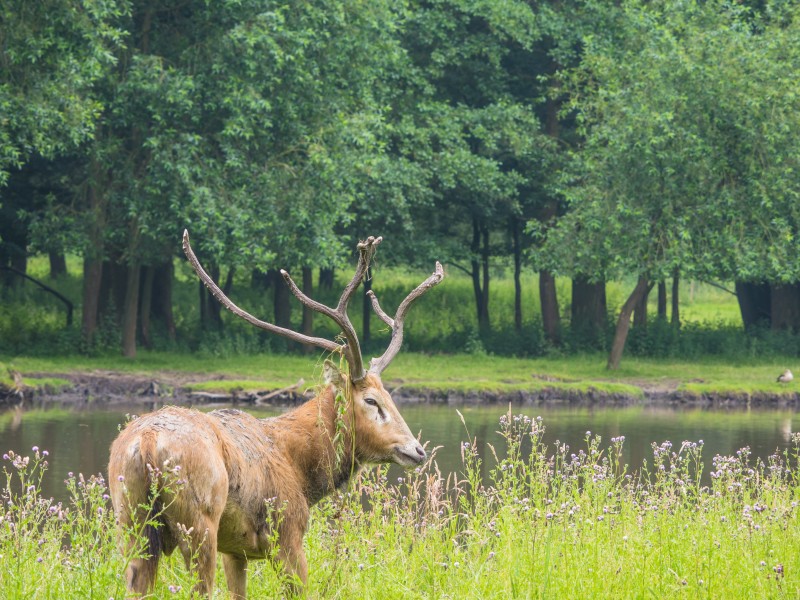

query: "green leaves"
(545, 0), (800, 283)
(0, 0), (125, 181)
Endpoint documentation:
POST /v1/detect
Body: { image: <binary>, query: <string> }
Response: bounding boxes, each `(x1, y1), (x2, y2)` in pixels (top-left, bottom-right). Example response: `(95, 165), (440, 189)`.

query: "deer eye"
(364, 397), (378, 406)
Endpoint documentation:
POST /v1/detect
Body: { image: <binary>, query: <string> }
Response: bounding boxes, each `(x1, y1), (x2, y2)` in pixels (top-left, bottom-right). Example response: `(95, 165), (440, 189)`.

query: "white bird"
(777, 369), (794, 383)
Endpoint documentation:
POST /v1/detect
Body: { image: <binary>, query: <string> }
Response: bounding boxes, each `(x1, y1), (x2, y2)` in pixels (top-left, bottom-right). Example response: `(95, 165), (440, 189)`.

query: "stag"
(108, 232), (444, 598)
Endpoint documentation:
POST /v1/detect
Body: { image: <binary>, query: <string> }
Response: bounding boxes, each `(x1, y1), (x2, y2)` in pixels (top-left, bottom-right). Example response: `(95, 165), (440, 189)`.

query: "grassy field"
(1, 409), (798, 598)
(4, 350), (800, 401)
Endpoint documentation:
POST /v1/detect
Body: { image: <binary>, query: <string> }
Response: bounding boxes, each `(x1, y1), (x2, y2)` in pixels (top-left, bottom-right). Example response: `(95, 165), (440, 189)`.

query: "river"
(0, 402), (796, 502)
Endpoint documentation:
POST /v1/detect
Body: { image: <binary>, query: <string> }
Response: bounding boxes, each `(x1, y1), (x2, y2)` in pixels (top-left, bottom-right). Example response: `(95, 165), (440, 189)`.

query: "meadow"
(1, 408), (798, 599)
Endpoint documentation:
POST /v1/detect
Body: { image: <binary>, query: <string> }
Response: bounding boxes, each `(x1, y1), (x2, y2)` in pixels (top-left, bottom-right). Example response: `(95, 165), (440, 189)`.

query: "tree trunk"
(81, 162), (108, 344)
(302, 266), (315, 353)
(208, 264), (223, 329)
(512, 217), (522, 332)
(540, 271), (560, 344)
(480, 224), (490, 332)
(319, 267), (334, 291)
(251, 269), (274, 290)
(139, 265), (155, 349)
(633, 281), (649, 329)
(607, 276), (652, 370)
(81, 257), (103, 345)
(735, 281), (771, 330)
(198, 280), (208, 327)
(470, 218), (484, 327)
(152, 261), (176, 341)
(49, 252), (67, 278)
(100, 259), (127, 325)
(671, 272), (680, 328)
(273, 268), (291, 330)
(571, 276), (606, 341)
(121, 261), (141, 358)
(770, 283), (800, 332)
(657, 281), (667, 320)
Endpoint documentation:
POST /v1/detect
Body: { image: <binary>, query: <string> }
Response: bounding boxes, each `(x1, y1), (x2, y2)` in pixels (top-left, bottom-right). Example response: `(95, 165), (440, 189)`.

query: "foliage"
(541, 0), (800, 283)
(0, 0), (125, 185)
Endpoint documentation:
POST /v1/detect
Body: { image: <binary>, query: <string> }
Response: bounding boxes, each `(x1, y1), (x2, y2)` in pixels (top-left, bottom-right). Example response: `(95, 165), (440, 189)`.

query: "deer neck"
(275, 385), (358, 505)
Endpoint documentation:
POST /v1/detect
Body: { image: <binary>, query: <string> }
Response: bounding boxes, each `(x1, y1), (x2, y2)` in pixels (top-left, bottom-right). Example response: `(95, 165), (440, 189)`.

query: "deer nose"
(415, 445), (426, 460)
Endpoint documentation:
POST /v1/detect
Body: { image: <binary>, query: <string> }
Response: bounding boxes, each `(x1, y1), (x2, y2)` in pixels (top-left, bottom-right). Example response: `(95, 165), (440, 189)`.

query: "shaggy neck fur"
(268, 384), (359, 506)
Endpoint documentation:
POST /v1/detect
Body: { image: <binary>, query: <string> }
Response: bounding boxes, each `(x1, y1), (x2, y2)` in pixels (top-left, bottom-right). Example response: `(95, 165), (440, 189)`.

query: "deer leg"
(116, 501), (162, 595)
(222, 554), (248, 599)
(177, 519), (218, 597)
(125, 553), (160, 596)
(276, 539), (308, 596)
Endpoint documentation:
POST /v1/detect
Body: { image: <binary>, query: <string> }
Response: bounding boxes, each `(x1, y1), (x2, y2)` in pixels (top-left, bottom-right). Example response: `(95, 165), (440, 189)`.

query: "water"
(0, 402), (796, 502)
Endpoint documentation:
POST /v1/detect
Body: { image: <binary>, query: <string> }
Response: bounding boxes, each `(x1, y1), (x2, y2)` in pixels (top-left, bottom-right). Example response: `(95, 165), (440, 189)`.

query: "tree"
(542, 0), (753, 368)
(378, 0), (557, 342)
(0, 1), (124, 185)
(32, 0), (410, 356)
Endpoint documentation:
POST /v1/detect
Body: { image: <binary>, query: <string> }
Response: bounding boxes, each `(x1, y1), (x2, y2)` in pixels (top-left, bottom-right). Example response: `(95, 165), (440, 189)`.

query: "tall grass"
(2, 411), (799, 598)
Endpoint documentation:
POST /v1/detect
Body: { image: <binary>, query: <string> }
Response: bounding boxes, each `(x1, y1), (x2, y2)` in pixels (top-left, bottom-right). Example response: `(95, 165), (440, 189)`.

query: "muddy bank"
(3, 371), (799, 410)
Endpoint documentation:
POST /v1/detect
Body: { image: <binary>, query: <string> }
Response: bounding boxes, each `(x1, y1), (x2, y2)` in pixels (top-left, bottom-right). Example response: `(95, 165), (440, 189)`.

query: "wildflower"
(67, 472), (73, 478)
(488, 552), (495, 559)
(358, 564), (364, 571)
(117, 475), (124, 482)
(36, 557), (43, 563)
(168, 585), (181, 593)
(1, 454), (7, 460)
(42, 450), (48, 457)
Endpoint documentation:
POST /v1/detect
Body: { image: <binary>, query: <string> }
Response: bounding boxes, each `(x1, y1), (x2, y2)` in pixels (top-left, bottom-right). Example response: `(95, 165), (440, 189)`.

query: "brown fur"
(108, 370), (425, 598)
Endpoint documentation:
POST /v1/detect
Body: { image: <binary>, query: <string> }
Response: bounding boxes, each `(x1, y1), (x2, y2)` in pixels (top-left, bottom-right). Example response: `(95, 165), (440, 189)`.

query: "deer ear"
(323, 359), (345, 389)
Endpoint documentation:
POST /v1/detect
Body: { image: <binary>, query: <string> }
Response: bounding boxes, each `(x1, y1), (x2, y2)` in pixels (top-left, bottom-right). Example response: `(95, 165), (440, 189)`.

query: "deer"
(108, 232), (444, 598)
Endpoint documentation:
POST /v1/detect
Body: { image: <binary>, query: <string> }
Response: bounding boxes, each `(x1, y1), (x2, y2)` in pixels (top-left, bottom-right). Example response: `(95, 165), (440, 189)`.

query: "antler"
(183, 230), (380, 382)
(279, 236), (382, 381)
(366, 260), (445, 375)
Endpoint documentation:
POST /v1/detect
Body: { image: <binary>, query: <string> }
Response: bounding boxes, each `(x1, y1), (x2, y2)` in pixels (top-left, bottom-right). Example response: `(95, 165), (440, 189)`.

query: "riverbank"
(3, 351), (799, 408)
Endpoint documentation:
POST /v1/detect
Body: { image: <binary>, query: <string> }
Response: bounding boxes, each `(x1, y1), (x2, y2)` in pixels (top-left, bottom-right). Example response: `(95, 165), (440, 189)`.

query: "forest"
(2, 0), (800, 369)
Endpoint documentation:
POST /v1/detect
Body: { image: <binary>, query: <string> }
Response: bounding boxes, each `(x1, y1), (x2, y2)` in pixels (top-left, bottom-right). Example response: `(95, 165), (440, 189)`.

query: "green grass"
(2, 410), (798, 598)
(3, 351), (799, 401)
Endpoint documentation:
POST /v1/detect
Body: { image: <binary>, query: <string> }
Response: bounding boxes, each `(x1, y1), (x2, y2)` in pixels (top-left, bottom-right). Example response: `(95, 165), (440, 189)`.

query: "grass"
(1, 409), (798, 598)
(3, 351), (800, 400)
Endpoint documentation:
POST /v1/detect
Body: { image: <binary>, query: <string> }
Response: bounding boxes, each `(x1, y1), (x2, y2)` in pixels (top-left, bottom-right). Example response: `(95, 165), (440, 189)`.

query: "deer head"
(182, 231), (444, 468)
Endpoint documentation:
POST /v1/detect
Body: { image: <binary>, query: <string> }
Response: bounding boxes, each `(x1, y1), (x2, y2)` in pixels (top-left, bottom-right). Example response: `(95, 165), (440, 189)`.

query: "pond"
(0, 401), (797, 502)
